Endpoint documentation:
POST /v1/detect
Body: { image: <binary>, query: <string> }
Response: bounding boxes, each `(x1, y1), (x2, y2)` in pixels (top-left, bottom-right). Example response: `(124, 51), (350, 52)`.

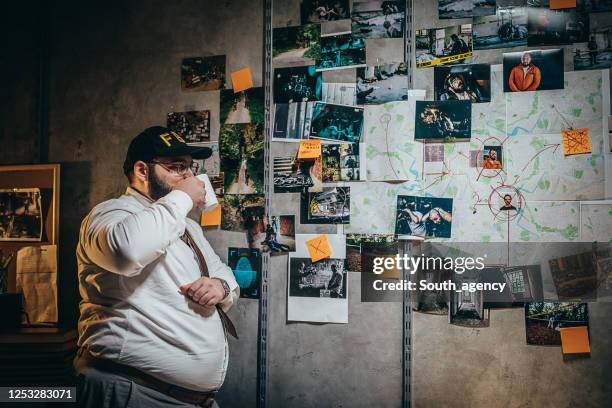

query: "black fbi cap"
(123, 126), (212, 175)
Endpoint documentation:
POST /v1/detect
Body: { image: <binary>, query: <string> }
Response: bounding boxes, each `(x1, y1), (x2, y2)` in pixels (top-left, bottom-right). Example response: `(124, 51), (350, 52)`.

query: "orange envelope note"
(230, 67), (254, 93)
(200, 204), (222, 227)
(297, 139), (321, 160)
(561, 128), (591, 156)
(559, 326), (590, 354)
(550, 0), (576, 9)
(306, 235), (332, 263)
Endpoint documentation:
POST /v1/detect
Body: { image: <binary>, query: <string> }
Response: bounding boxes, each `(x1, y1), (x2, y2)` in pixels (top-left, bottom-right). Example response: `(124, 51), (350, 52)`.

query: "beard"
(148, 165), (173, 200)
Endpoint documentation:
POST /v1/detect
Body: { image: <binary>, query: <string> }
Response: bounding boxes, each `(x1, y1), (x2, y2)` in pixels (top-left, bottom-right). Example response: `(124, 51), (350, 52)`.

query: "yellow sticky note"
(231, 67), (254, 93)
(561, 128), (591, 156)
(550, 0), (576, 9)
(200, 204), (222, 227)
(306, 235), (332, 263)
(297, 139), (321, 160)
(560, 326), (590, 354)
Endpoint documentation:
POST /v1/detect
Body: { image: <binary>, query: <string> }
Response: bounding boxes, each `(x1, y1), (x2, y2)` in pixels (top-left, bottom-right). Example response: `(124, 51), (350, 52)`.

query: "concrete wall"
(1, 1), (611, 407)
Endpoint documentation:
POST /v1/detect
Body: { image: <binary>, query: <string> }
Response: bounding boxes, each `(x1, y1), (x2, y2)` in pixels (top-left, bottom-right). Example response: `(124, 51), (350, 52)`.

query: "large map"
(349, 68), (611, 242)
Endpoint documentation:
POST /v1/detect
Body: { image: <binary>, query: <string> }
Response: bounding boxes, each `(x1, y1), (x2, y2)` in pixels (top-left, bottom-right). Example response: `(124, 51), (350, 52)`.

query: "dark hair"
(503, 194), (512, 200)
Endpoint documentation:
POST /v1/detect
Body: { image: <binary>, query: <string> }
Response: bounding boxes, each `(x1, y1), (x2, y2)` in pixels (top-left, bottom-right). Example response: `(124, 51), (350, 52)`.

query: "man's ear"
(133, 161), (149, 182)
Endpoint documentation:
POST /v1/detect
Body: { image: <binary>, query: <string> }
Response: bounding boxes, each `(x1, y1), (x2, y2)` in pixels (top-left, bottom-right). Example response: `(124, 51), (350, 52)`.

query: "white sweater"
(76, 187), (239, 391)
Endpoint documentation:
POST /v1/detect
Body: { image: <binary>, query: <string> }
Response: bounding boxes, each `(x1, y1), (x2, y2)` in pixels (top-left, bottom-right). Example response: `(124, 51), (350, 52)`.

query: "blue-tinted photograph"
(309, 102), (364, 142)
(273, 66), (322, 103)
(316, 33), (366, 71)
(228, 247), (262, 299)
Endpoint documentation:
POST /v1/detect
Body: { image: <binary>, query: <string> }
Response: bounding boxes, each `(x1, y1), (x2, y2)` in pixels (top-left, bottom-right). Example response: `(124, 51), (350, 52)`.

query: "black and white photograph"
(322, 82), (357, 106)
(573, 24), (612, 70)
(181, 55), (226, 91)
(356, 62), (409, 104)
(289, 257), (347, 298)
(316, 33), (366, 71)
(351, 0), (405, 39)
(166, 110), (210, 143)
(434, 64), (491, 103)
(395, 195), (453, 238)
(424, 144), (445, 162)
(301, 0), (350, 24)
(527, 6), (589, 45)
(345, 234), (396, 272)
(274, 66), (322, 103)
(301, 187), (350, 224)
(414, 268), (452, 315)
(273, 102), (314, 141)
(439, 0), (497, 19)
(473, 5), (528, 50)
(220, 87), (265, 125)
(321, 143), (361, 182)
(503, 49), (564, 92)
(0, 188), (43, 242)
(274, 156), (322, 193)
(310, 102), (364, 142)
(273, 24), (321, 67)
(416, 24), (473, 68)
(414, 100), (472, 140)
(483, 265), (544, 308)
(228, 247), (261, 299)
(525, 302), (588, 345)
(449, 271), (490, 327)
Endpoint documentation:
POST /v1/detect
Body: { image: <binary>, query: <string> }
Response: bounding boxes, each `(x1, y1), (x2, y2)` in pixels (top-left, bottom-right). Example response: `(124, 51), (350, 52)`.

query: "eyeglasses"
(149, 160), (200, 175)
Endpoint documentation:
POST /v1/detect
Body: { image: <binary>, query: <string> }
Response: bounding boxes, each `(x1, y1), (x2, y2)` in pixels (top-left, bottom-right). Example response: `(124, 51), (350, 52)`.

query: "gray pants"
(76, 365), (219, 408)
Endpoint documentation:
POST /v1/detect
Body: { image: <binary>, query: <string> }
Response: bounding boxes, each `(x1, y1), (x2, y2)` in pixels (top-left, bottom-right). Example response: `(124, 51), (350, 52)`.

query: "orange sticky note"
(231, 67), (253, 93)
(550, 0), (576, 9)
(200, 204), (222, 226)
(560, 326), (590, 354)
(561, 128), (591, 156)
(297, 139), (321, 159)
(306, 235), (332, 262)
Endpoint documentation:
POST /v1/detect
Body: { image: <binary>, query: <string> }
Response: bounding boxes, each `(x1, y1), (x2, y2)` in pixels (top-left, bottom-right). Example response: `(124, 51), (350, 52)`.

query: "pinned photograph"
(259, 215), (296, 254)
(527, 6), (589, 46)
(395, 195), (453, 238)
(345, 234), (396, 272)
(228, 248), (261, 299)
(499, 193), (517, 211)
(356, 62), (408, 104)
(482, 145), (502, 169)
(301, 0), (349, 24)
(193, 142), (220, 176)
(416, 24), (473, 68)
(449, 271), (490, 327)
(484, 265), (544, 308)
(549, 251), (598, 301)
(414, 268), (452, 315)
(181, 56), (226, 91)
(221, 194), (265, 232)
(220, 123), (264, 194)
(273, 24), (321, 67)
(503, 49), (564, 92)
(351, 0), (405, 39)
(473, 5), (528, 50)
(220, 87), (265, 125)
(273, 66), (322, 103)
(301, 187), (350, 224)
(439, 0), (497, 19)
(0, 188), (43, 242)
(434, 64), (491, 103)
(414, 100), (471, 140)
(525, 302), (588, 345)
(167, 110), (210, 143)
(289, 257), (346, 298)
(424, 145), (445, 162)
(273, 102), (314, 141)
(321, 143), (362, 182)
(322, 82), (357, 106)
(273, 155), (322, 193)
(316, 33), (366, 71)
(573, 24), (612, 70)
(309, 102), (364, 142)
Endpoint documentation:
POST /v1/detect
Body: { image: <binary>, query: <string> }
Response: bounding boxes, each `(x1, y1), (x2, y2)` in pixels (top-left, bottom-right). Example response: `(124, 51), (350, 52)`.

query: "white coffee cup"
(196, 174), (219, 212)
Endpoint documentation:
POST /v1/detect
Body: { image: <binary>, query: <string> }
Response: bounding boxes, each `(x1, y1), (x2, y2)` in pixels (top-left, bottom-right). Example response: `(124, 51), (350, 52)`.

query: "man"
(588, 36), (598, 66)
(75, 126), (239, 408)
(398, 203), (452, 238)
(419, 105), (455, 138)
(440, 73), (479, 102)
(447, 34), (468, 56)
(327, 264), (343, 298)
(500, 194), (517, 211)
(483, 149), (502, 169)
(508, 52), (541, 92)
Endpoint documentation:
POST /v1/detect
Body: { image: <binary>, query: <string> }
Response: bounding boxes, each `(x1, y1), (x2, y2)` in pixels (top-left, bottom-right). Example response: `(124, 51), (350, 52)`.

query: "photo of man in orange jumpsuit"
(508, 52), (541, 92)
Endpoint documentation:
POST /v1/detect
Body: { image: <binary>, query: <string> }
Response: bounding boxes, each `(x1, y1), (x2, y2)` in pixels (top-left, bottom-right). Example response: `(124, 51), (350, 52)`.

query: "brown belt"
(75, 349), (217, 407)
